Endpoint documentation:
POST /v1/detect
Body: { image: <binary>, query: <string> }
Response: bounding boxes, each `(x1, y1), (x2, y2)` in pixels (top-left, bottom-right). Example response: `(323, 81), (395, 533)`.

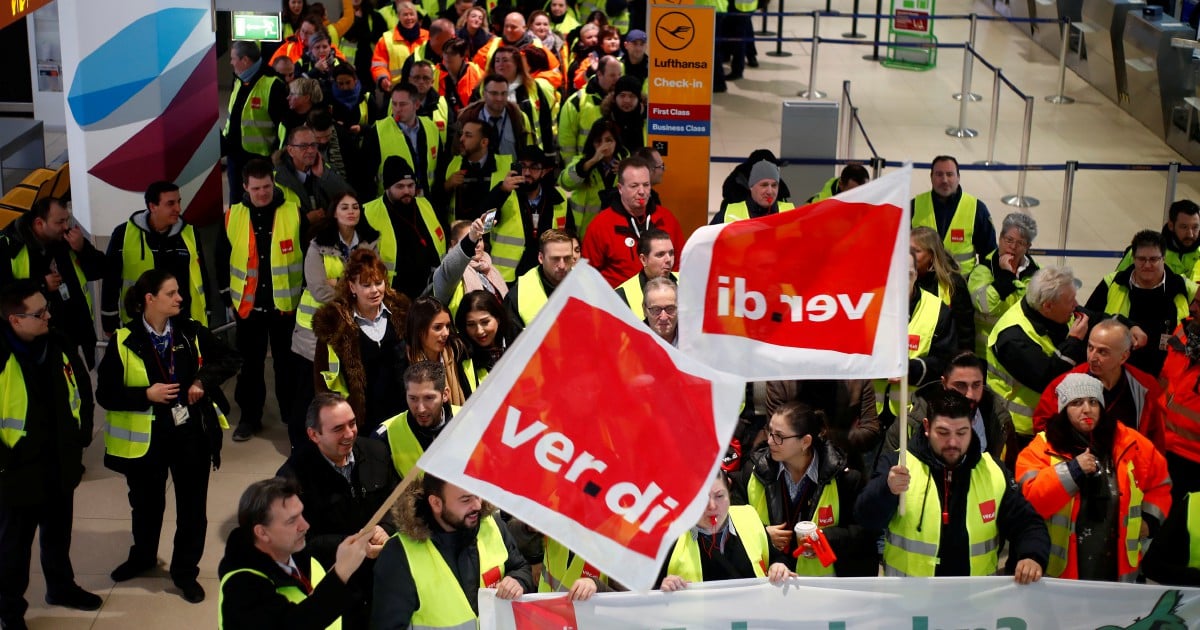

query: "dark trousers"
(290, 353), (317, 451)
(1167, 452), (1200, 505)
(121, 421), (212, 585)
(0, 493), (77, 622)
(234, 309), (298, 427)
(723, 12), (754, 76)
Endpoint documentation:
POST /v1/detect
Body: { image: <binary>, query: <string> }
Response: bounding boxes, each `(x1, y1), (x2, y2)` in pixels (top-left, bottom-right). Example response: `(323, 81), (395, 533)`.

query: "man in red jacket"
(581, 157), (683, 287)
(1032, 319), (1167, 452)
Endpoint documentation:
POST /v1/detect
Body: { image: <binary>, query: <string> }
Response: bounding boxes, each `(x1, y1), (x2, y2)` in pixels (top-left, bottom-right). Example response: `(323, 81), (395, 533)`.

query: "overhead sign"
(677, 164), (913, 380)
(415, 264), (743, 591)
(232, 11), (281, 42)
(647, 3), (714, 239)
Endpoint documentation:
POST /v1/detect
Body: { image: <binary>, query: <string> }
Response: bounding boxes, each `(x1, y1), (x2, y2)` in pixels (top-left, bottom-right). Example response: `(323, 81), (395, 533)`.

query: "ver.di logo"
(655, 11), (695, 51)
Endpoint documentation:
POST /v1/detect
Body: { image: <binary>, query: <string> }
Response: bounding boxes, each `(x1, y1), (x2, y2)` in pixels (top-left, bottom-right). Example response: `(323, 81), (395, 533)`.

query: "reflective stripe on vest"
(913, 191), (980, 276)
(986, 306), (1074, 436)
(539, 537), (606, 593)
(665, 505), (768, 582)
(397, 514), (507, 629)
(225, 201), (304, 315)
(224, 76), (280, 155)
(104, 328), (155, 458)
(11, 247), (94, 316)
(744, 473), (839, 576)
(120, 220), (207, 325)
(375, 116), (440, 194)
(883, 454), (1006, 577)
(484, 166), (526, 283)
(296, 253), (346, 330)
(377, 29), (427, 83)
(218, 557), (341, 630)
(516, 268), (550, 326)
(363, 196), (446, 285)
(874, 289), (940, 417)
(721, 200), (797, 223)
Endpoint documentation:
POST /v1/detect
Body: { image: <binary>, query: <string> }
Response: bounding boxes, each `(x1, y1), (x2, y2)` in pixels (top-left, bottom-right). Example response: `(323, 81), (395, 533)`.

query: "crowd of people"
(3, 1), (1200, 629)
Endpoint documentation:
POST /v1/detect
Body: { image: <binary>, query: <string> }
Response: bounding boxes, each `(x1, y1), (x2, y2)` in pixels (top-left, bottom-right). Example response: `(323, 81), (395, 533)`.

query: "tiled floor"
(18, 0), (1200, 626)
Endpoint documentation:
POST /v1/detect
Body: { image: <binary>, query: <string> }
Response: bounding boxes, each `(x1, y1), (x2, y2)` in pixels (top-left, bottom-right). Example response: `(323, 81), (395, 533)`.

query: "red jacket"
(582, 203), (683, 287)
(1016, 424), (1172, 580)
(1031, 362), (1167, 453)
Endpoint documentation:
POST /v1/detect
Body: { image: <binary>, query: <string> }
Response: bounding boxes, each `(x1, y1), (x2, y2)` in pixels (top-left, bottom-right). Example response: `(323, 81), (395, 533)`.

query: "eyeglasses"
(1134, 256), (1164, 265)
(646, 305), (676, 317)
(410, 74), (434, 82)
(290, 142), (320, 150)
(12, 308), (49, 320)
(1000, 235), (1029, 248)
(767, 431), (800, 445)
(653, 163), (666, 171)
(519, 162), (545, 172)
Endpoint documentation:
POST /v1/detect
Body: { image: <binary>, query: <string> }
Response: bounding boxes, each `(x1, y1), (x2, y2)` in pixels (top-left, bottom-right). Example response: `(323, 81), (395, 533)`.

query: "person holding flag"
(370, 473), (533, 628)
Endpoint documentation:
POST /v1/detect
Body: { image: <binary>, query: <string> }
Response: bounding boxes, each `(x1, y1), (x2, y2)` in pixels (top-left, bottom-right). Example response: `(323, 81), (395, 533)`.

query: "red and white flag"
(677, 164), (913, 380)
(415, 264), (744, 591)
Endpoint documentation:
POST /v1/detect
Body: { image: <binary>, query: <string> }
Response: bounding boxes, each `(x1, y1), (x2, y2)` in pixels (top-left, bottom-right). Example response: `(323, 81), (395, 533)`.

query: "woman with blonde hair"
(911, 226), (973, 352)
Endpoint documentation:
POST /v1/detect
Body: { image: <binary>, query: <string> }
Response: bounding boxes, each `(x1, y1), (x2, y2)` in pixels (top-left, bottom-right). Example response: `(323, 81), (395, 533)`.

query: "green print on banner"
(657, 590), (1188, 630)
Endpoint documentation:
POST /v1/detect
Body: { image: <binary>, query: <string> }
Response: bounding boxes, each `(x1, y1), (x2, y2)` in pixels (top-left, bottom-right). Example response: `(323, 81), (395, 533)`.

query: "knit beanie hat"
(1055, 373), (1105, 412)
(749, 160), (780, 186)
(613, 75), (642, 97)
(382, 156), (416, 189)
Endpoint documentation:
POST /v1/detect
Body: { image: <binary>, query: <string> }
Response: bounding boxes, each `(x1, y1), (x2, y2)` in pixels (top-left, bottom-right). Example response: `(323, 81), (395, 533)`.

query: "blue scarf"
(238, 58), (263, 84)
(332, 82), (362, 110)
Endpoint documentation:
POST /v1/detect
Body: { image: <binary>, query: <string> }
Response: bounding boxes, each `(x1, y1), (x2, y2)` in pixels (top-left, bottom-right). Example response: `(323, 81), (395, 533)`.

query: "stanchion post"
(870, 156), (884, 179)
(975, 67), (1003, 165)
(946, 42), (978, 137)
(1046, 19), (1075, 104)
(766, 0), (792, 57)
(953, 14), (981, 102)
(1057, 161), (1078, 267)
(864, 0), (884, 61)
(1002, 96), (1040, 207)
(800, 11), (826, 98)
(847, 107), (858, 158)
(844, 0), (865, 38)
(1165, 161), (1180, 224)
(756, 0), (774, 35)
(838, 80), (852, 158)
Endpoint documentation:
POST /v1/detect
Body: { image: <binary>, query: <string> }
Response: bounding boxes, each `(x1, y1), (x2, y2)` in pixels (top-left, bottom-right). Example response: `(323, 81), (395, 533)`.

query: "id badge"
(171, 404), (190, 426)
(1160, 333), (1173, 351)
(58, 283), (70, 301)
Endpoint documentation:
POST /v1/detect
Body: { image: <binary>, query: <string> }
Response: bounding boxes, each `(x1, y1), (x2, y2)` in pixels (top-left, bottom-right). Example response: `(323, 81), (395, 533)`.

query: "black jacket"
(0, 215), (105, 367)
(855, 429), (1050, 576)
(95, 316), (240, 470)
(102, 211), (209, 334)
(915, 270), (974, 354)
(719, 149), (792, 212)
(1142, 491), (1200, 586)
(992, 300), (1094, 395)
(0, 327), (93, 507)
(217, 526), (354, 630)
(371, 485), (533, 628)
(731, 441), (878, 576)
(276, 440), (400, 567)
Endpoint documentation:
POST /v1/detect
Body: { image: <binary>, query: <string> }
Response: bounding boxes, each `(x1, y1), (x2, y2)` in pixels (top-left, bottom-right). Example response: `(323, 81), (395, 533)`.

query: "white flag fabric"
(415, 263), (744, 592)
(677, 163), (914, 380)
(480, 576), (1200, 629)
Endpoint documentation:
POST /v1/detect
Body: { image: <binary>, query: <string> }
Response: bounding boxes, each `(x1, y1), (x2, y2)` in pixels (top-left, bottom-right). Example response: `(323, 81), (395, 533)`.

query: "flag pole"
(359, 464), (422, 537)
(898, 372), (908, 516)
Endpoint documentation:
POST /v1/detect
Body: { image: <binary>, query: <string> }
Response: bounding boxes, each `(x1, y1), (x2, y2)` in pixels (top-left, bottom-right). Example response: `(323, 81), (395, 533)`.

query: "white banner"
(415, 264), (745, 592)
(480, 577), (1200, 629)
(677, 164), (913, 381)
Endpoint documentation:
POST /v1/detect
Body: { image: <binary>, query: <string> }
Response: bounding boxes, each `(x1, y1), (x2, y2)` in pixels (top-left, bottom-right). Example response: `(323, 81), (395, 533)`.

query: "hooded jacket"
(217, 525), (353, 630)
(731, 441), (878, 576)
(856, 428), (1050, 576)
(312, 290), (411, 432)
(580, 198), (684, 287)
(885, 382), (1011, 462)
(102, 210), (208, 334)
(370, 483), (534, 629)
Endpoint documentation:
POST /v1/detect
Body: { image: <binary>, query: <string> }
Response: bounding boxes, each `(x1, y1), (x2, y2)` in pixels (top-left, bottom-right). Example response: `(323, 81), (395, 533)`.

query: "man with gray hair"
(276, 392), (397, 627)
(643, 276), (679, 346)
(986, 265), (1096, 468)
(1030, 319), (1167, 452)
(967, 212), (1041, 356)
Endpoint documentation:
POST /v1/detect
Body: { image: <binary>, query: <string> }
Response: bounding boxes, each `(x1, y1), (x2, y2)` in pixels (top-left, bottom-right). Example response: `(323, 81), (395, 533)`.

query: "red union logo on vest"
(700, 200), (900, 354)
(462, 298), (720, 557)
(979, 499), (996, 523)
(818, 505), (834, 527)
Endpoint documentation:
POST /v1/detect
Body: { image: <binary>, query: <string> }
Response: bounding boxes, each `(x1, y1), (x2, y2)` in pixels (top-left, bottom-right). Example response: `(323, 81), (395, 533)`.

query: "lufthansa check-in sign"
(648, 3), (715, 237)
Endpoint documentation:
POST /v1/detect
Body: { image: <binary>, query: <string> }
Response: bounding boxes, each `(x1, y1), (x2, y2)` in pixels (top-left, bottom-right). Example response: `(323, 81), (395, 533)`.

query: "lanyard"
(628, 212), (651, 239)
(150, 332), (176, 384)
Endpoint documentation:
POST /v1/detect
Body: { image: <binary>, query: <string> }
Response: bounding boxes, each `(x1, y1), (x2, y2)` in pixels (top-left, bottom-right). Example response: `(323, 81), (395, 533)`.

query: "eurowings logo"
(67, 8), (222, 221)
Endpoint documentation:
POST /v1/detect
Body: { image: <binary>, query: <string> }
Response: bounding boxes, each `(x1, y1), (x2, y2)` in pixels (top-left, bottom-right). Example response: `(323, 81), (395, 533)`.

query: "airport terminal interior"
(2, 0), (1200, 626)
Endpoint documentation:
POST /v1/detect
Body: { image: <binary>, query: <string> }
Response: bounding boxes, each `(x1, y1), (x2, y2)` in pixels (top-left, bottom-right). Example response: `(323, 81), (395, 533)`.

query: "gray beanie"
(1055, 373), (1104, 412)
(748, 160), (779, 186)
